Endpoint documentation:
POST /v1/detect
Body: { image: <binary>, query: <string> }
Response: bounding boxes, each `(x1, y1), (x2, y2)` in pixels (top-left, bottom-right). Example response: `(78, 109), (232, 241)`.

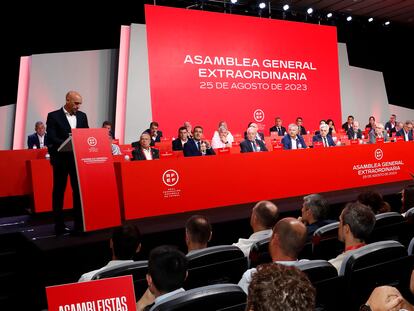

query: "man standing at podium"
(46, 91), (89, 235)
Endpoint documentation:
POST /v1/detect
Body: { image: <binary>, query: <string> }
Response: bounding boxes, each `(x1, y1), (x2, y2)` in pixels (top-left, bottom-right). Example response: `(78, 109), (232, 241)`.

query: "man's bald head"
(252, 201), (279, 230)
(64, 91), (82, 115)
(272, 217), (307, 259)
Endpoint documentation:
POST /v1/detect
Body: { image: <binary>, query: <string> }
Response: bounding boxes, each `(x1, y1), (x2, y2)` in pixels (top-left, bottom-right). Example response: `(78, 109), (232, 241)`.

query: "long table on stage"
(117, 141), (414, 220)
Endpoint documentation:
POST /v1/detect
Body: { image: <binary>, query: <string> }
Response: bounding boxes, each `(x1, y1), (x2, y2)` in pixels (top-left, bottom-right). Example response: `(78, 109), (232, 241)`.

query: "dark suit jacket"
(46, 108), (89, 164)
(183, 139), (215, 157)
(132, 147), (160, 160)
(144, 129), (163, 146)
(312, 134), (335, 147)
(342, 122), (352, 131)
(384, 122), (397, 135)
(243, 131), (265, 141)
(269, 126), (286, 136)
(298, 126), (307, 136)
(172, 138), (185, 151)
(396, 129), (413, 141)
(27, 133), (48, 149)
(240, 139), (268, 153)
(347, 128), (362, 140)
(281, 135), (307, 150)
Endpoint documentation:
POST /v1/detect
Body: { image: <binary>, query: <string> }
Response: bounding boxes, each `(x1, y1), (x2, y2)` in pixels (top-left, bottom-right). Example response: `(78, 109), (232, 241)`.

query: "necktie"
(296, 138), (301, 149)
(251, 141), (256, 152)
(323, 137), (327, 147)
(197, 141), (200, 150)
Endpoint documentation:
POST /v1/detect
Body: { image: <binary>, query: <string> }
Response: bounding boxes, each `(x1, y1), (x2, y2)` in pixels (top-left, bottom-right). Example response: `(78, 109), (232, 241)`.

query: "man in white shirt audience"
(79, 224), (141, 282)
(329, 202), (376, 273)
(233, 201), (278, 257)
(132, 133), (160, 160)
(136, 246), (188, 311)
(27, 121), (48, 149)
(238, 217), (307, 293)
(211, 125), (233, 148)
(185, 215), (212, 254)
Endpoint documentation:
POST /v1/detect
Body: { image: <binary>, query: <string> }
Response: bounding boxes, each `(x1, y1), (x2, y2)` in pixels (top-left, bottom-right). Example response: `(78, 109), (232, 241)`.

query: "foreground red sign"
(72, 128), (121, 231)
(120, 142), (414, 220)
(46, 276), (136, 311)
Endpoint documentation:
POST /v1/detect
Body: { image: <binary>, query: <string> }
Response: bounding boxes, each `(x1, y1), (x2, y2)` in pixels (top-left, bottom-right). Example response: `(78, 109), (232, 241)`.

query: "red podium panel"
(71, 128), (121, 231)
(46, 276), (136, 311)
(28, 159), (72, 213)
(120, 142), (414, 220)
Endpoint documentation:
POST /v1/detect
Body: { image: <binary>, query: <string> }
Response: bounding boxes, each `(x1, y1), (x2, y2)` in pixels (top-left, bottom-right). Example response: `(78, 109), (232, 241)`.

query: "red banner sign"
(119, 142), (414, 220)
(72, 129), (121, 231)
(46, 276), (136, 311)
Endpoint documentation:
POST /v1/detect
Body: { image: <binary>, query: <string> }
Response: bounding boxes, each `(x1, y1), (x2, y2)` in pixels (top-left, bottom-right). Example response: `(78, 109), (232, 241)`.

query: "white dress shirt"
(290, 137), (298, 149)
(232, 229), (272, 257)
(78, 260), (134, 282)
(211, 131), (234, 149)
(63, 107), (77, 129)
(37, 134), (45, 148)
(142, 148), (153, 160)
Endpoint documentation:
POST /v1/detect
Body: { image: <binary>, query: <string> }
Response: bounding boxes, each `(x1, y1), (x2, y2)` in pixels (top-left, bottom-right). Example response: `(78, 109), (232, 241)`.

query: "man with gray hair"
(281, 124), (307, 150)
(299, 194), (335, 240)
(312, 123), (335, 147)
(27, 121), (48, 149)
(347, 120), (363, 140)
(396, 120), (413, 141)
(240, 126), (268, 153)
(233, 200), (279, 256)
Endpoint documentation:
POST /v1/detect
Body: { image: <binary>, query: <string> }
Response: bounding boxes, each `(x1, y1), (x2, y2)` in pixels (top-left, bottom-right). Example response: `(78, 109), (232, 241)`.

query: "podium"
(68, 128), (121, 231)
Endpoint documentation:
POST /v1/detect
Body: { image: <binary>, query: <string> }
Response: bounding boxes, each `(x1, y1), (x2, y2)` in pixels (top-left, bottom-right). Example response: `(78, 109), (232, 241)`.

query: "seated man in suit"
(396, 120), (413, 141)
(244, 122), (265, 141)
(347, 120), (363, 140)
(269, 117), (286, 136)
(240, 127), (268, 153)
(342, 115), (354, 132)
(132, 133), (160, 161)
(183, 126), (215, 157)
(102, 120), (114, 139)
(312, 123), (335, 147)
(296, 117), (307, 135)
(27, 121), (48, 149)
(384, 114), (397, 136)
(369, 122), (389, 144)
(144, 121), (163, 146)
(136, 246), (188, 311)
(79, 224), (141, 282)
(172, 126), (189, 151)
(281, 124), (307, 150)
(185, 215), (212, 255)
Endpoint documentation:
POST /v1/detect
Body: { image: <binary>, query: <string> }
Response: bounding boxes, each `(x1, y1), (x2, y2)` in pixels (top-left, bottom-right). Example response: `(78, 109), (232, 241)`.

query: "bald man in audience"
(238, 217), (307, 293)
(233, 201), (279, 257)
(185, 215), (212, 255)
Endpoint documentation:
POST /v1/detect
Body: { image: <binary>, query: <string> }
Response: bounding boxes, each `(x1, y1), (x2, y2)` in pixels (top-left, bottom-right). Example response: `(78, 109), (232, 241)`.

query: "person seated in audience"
(312, 123), (335, 147)
(347, 120), (363, 140)
(136, 246), (187, 311)
(401, 184), (414, 213)
(244, 122), (265, 141)
(79, 224), (141, 282)
(384, 114), (397, 136)
(102, 120), (114, 138)
(296, 116), (308, 135)
(326, 118), (337, 136)
(132, 133), (160, 161)
(299, 194), (335, 240)
(247, 263), (316, 311)
(184, 121), (193, 139)
(233, 201), (279, 257)
(109, 132), (121, 155)
(365, 116), (376, 130)
(27, 121), (48, 149)
(329, 202), (376, 272)
(172, 126), (188, 151)
(185, 215), (212, 254)
(396, 120), (413, 141)
(394, 121), (404, 135)
(238, 217), (307, 293)
(281, 124), (307, 150)
(369, 123), (388, 143)
(183, 126), (215, 157)
(357, 190), (391, 214)
(312, 120), (326, 136)
(269, 117), (286, 136)
(211, 125), (233, 149)
(362, 285), (413, 311)
(342, 115), (354, 132)
(144, 121), (163, 146)
(240, 127), (268, 153)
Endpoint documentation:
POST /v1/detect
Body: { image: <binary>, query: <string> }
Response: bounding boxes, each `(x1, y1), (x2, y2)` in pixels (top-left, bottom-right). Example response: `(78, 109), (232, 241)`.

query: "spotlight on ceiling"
(258, 1), (266, 9)
(283, 4), (289, 11)
(384, 21), (390, 26)
(307, 8), (313, 15)
(346, 16), (352, 22)
(368, 17), (374, 22)
(326, 13), (333, 18)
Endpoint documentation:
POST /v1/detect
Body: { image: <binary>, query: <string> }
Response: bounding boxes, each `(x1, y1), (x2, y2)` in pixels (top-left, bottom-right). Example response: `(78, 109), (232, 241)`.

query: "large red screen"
(145, 5), (342, 137)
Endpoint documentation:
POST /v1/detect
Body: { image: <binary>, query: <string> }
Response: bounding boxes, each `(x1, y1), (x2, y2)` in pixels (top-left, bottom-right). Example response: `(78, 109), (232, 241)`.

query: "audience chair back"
(312, 222), (343, 260)
(405, 207), (414, 245)
(368, 212), (406, 243)
(248, 237), (271, 268)
(185, 245), (247, 289)
(408, 237), (414, 255)
(149, 284), (247, 311)
(91, 260), (148, 300)
(340, 240), (412, 310)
